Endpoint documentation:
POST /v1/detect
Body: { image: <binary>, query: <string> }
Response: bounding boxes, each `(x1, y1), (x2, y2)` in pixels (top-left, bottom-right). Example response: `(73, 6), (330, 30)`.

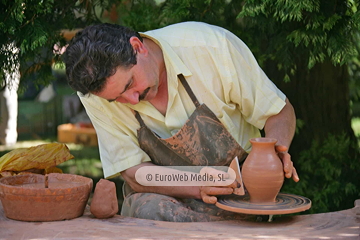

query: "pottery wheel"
(216, 193), (311, 215)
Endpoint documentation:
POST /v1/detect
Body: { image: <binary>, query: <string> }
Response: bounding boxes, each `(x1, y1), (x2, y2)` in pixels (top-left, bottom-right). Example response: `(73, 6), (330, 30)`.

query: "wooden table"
(1, 200), (359, 239)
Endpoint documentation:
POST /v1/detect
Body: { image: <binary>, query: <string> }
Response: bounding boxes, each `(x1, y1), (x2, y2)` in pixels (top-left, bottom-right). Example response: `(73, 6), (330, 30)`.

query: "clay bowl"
(0, 173), (93, 222)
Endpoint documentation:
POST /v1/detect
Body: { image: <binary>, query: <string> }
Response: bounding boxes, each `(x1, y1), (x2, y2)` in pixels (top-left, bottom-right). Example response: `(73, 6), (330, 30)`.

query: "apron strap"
(135, 74), (200, 126)
(178, 74), (200, 108)
(134, 110), (146, 127)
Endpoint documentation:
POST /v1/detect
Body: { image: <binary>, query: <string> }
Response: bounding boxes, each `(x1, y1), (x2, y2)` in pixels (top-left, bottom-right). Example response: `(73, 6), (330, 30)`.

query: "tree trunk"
(265, 59), (357, 157)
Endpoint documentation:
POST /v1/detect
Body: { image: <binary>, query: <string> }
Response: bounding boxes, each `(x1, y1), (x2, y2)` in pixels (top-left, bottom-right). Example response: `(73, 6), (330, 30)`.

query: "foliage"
(115, 0), (244, 35)
(115, 0), (164, 31)
(348, 31), (360, 116)
(352, 118), (360, 136)
(0, 0), (117, 92)
(238, 0), (360, 81)
(282, 133), (360, 213)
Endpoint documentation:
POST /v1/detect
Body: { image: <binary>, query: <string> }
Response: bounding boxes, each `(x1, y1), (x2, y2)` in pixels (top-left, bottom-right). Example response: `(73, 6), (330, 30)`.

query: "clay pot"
(0, 173), (93, 221)
(241, 138), (284, 203)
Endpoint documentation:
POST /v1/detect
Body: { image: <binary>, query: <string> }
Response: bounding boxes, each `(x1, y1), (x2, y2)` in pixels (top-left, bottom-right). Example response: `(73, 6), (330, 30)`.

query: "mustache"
(139, 87), (150, 101)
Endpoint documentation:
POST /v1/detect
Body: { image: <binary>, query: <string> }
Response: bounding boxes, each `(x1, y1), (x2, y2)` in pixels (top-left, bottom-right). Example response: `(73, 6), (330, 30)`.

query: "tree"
(0, 0), (116, 143)
(238, 0), (359, 145)
(0, 0), (116, 91)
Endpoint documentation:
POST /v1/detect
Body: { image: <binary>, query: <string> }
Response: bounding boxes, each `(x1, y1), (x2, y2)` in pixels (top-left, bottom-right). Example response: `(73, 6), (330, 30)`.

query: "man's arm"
(264, 98), (295, 148)
(121, 162), (202, 199)
(264, 98), (299, 182)
(121, 162), (237, 203)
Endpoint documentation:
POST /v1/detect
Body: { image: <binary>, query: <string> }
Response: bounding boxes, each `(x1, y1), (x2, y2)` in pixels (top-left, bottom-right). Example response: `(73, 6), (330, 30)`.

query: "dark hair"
(64, 23), (143, 95)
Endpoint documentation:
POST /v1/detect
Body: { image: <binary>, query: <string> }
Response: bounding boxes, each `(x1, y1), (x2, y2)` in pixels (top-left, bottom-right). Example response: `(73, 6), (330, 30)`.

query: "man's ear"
(129, 36), (147, 55)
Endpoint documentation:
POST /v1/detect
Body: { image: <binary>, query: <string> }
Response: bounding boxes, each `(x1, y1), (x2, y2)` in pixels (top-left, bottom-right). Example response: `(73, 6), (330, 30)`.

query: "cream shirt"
(79, 22), (286, 179)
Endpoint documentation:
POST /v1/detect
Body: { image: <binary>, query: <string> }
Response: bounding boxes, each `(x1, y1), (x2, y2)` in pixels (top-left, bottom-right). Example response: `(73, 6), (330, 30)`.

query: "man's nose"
(121, 91), (140, 105)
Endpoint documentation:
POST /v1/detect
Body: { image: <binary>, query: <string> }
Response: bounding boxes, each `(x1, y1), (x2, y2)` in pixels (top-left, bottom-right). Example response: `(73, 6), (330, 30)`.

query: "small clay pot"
(241, 138), (284, 203)
(0, 173), (93, 222)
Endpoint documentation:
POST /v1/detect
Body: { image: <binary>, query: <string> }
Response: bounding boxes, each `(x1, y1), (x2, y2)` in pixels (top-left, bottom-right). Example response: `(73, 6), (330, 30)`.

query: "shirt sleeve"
(221, 30), (286, 130)
(78, 93), (151, 179)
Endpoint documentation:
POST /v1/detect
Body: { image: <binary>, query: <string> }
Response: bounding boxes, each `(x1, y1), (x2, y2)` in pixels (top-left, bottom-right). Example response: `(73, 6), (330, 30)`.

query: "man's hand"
(200, 183), (237, 204)
(122, 163), (239, 201)
(275, 145), (299, 182)
(199, 167), (238, 204)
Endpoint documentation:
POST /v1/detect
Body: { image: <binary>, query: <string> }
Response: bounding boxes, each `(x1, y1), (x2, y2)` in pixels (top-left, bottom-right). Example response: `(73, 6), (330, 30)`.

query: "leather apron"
(135, 74), (248, 167)
(121, 74), (249, 222)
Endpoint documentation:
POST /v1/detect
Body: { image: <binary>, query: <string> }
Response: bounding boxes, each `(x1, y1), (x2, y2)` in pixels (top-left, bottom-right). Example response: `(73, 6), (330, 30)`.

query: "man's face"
(93, 53), (160, 105)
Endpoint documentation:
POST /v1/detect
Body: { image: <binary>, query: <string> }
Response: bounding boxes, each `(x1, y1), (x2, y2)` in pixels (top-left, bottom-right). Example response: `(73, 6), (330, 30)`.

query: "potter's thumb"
(275, 145), (288, 152)
(292, 168), (300, 182)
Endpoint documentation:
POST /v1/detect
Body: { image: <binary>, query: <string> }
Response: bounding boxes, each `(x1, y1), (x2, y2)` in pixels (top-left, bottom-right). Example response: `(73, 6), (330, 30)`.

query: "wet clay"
(216, 193), (311, 215)
(90, 179), (118, 219)
(216, 138), (312, 215)
(241, 138), (284, 203)
(0, 173), (93, 222)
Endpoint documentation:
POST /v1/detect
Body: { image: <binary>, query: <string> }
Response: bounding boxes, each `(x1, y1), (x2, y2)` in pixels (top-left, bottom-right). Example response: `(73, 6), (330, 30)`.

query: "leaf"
(0, 143), (74, 172)
(44, 166), (63, 174)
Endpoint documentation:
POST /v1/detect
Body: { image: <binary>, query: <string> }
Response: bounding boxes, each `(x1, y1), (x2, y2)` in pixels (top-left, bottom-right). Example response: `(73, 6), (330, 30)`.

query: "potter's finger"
(209, 187), (234, 195)
(281, 154), (293, 177)
(285, 165), (293, 178)
(226, 180), (239, 189)
(292, 167), (300, 182)
(275, 145), (288, 153)
(201, 191), (217, 203)
(203, 186), (234, 196)
(233, 180), (239, 188)
(203, 195), (217, 204)
(200, 189), (217, 204)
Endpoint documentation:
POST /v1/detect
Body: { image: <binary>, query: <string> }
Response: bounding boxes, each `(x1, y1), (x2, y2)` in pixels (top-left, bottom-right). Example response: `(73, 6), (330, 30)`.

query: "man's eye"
(128, 79), (134, 90)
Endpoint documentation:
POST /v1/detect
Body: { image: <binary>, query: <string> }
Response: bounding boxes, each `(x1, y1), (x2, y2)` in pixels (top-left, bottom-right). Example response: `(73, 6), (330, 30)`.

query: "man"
(64, 22), (298, 222)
